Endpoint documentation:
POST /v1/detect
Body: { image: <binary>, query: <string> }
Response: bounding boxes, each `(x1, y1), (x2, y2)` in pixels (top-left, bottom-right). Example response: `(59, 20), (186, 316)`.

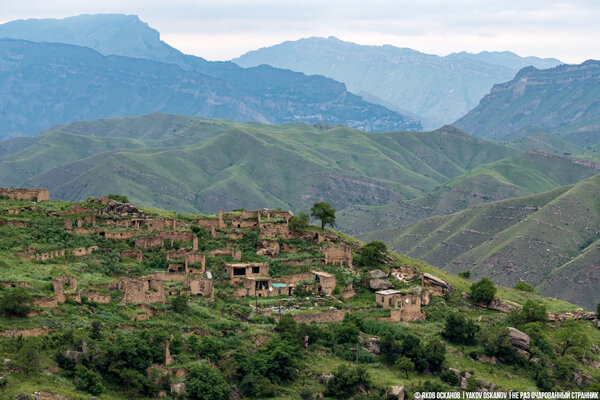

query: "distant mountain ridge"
(454, 60), (600, 144)
(233, 36), (561, 128)
(0, 15), (420, 138)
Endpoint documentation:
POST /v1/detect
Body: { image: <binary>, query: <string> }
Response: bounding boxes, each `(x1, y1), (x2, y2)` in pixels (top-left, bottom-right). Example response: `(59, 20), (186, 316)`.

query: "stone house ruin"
(119, 278), (166, 304)
(0, 188), (49, 202)
(323, 245), (353, 268)
(421, 273), (452, 296)
(375, 289), (425, 322)
(226, 263), (269, 283)
(234, 270), (336, 298)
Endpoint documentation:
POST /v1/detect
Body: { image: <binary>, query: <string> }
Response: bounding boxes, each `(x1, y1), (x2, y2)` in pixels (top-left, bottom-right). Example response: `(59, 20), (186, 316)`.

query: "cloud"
(1, 0), (598, 62)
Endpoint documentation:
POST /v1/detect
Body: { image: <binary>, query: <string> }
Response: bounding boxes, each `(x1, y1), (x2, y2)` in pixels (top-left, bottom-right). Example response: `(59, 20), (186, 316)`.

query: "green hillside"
(0, 195), (597, 399)
(338, 151), (600, 235)
(0, 114), (515, 216)
(361, 176), (600, 309)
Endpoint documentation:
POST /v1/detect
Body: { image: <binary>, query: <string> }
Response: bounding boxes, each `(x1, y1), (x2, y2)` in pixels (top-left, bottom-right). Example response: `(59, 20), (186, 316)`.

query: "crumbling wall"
(119, 278), (166, 304)
(135, 236), (164, 249)
(52, 275), (81, 304)
(259, 223), (291, 239)
(82, 290), (111, 304)
(290, 310), (348, 324)
(209, 247), (242, 260)
(103, 230), (140, 240)
(0, 188), (49, 202)
(188, 277), (214, 298)
(120, 249), (143, 262)
(323, 245), (353, 268)
(72, 246), (98, 257)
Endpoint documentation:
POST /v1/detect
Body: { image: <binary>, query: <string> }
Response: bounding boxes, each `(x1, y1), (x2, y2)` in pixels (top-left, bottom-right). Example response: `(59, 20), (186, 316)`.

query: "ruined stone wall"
(188, 278), (213, 298)
(119, 278), (166, 304)
(52, 275), (80, 304)
(291, 310), (348, 324)
(323, 245), (353, 268)
(120, 250), (143, 262)
(259, 223), (291, 239)
(209, 247), (242, 260)
(72, 246), (98, 257)
(82, 290), (111, 304)
(103, 230), (140, 240)
(135, 236), (164, 249)
(0, 188), (49, 202)
(143, 272), (187, 282)
(185, 253), (206, 274)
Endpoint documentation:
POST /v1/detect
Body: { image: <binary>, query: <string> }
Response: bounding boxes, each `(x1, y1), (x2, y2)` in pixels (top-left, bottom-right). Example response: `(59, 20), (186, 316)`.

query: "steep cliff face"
(454, 60), (600, 144)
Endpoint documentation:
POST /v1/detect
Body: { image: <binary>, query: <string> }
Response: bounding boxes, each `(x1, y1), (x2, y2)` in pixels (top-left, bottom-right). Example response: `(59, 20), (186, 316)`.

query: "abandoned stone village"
(0, 187), (463, 326)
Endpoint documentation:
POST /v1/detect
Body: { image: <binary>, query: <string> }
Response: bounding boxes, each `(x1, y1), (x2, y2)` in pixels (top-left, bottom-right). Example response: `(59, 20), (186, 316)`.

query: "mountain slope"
(338, 151), (600, 234)
(361, 176), (600, 308)
(0, 114), (514, 216)
(454, 60), (600, 143)
(233, 36), (560, 128)
(0, 16), (420, 138)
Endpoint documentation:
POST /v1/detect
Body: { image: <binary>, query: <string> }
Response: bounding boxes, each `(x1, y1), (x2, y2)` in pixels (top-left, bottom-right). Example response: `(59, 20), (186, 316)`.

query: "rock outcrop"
(369, 279), (393, 290)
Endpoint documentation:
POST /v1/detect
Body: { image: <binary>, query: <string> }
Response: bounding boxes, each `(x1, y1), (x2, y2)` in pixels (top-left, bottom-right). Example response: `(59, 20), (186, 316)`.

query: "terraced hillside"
(0, 114), (514, 216)
(0, 193), (598, 398)
(362, 176), (600, 309)
(338, 151), (600, 235)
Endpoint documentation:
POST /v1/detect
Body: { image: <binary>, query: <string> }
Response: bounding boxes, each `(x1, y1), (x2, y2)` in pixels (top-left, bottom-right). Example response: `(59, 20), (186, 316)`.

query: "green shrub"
(172, 294), (189, 313)
(186, 362), (230, 400)
(458, 271), (471, 279)
(441, 313), (480, 345)
(75, 365), (105, 395)
(0, 287), (33, 317)
(514, 281), (535, 292)
(357, 241), (388, 267)
(470, 278), (496, 303)
(440, 370), (459, 386)
(325, 364), (371, 399)
(289, 212), (310, 231)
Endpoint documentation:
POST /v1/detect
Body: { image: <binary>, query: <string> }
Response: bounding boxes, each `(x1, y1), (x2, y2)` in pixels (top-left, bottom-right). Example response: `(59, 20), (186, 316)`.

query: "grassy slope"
(361, 175), (600, 309)
(0, 115), (515, 216)
(338, 151), (600, 235)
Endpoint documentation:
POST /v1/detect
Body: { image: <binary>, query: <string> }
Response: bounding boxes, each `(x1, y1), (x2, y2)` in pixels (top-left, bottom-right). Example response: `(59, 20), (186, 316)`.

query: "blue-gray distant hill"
(0, 15), (420, 138)
(454, 60), (600, 146)
(233, 37), (561, 128)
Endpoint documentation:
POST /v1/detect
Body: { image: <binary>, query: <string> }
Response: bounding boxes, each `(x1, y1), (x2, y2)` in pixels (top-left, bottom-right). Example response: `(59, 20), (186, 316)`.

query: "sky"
(1, 0), (599, 63)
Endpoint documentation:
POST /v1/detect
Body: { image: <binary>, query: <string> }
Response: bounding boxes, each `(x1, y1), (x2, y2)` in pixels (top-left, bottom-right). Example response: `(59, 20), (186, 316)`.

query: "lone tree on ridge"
(311, 202), (336, 230)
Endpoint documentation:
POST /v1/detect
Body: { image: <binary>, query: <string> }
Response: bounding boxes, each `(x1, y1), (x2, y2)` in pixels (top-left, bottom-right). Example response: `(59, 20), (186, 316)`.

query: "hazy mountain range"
(0, 15), (420, 139)
(233, 36), (561, 128)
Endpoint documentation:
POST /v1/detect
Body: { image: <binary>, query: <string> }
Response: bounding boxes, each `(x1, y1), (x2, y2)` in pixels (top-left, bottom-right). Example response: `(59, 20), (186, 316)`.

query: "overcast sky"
(1, 0), (598, 63)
